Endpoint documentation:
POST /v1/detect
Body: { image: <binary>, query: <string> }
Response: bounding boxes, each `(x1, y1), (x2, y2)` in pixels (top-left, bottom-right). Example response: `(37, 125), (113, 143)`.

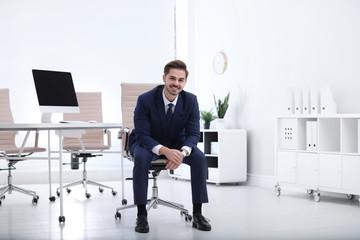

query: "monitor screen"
(32, 69), (80, 122)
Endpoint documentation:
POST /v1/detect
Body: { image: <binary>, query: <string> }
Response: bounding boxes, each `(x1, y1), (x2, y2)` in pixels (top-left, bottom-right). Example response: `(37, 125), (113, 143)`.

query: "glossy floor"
(1, 178), (360, 239)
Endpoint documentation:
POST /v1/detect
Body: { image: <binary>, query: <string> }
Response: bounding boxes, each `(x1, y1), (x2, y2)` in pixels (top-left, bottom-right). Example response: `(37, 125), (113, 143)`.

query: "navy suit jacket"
(129, 85), (200, 154)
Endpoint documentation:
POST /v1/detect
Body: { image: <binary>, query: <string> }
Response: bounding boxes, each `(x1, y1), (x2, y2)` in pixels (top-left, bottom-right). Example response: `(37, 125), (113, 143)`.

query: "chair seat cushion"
(0, 146), (46, 154)
(63, 143), (110, 151)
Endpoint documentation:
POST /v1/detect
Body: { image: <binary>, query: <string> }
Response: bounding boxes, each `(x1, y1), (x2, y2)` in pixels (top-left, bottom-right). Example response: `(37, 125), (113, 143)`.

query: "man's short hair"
(164, 60), (189, 79)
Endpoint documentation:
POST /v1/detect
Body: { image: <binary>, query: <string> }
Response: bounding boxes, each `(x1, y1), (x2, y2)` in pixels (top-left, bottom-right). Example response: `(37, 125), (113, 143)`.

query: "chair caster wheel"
(85, 193), (91, 199)
(185, 214), (192, 222)
(56, 191), (60, 197)
(115, 212), (121, 220)
(32, 197), (38, 205)
(122, 199), (127, 205)
(66, 188), (71, 194)
(112, 190), (117, 196)
(59, 216), (65, 223)
(1, 195), (5, 200)
(99, 188), (104, 193)
(49, 196), (56, 202)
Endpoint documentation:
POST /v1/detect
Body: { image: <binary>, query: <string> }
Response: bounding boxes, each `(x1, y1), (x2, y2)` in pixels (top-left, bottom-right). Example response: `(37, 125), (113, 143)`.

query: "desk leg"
(58, 130), (65, 223)
(48, 130), (55, 202)
(121, 152), (125, 202)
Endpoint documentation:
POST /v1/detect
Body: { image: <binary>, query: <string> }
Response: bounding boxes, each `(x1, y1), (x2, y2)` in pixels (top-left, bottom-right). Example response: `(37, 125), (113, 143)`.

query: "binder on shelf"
(312, 121), (318, 151)
(302, 88), (310, 115)
(320, 86), (337, 114)
(306, 121), (313, 151)
(310, 88), (320, 115)
(306, 121), (317, 151)
(285, 87), (294, 114)
(294, 88), (302, 114)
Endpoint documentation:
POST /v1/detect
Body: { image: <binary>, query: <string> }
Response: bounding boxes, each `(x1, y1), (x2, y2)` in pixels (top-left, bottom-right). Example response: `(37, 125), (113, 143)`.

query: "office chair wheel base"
(32, 197), (38, 205)
(66, 188), (72, 194)
(49, 196), (56, 202)
(85, 193), (91, 199)
(122, 199), (127, 205)
(112, 190), (117, 196)
(115, 212), (121, 220)
(59, 216), (65, 223)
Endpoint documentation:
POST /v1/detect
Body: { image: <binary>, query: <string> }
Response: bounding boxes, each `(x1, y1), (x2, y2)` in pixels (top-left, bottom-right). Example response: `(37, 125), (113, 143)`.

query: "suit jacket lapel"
(155, 86), (166, 135)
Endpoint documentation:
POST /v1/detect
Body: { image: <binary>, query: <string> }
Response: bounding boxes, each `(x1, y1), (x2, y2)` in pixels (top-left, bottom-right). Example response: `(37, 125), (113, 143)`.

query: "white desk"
(0, 122), (122, 223)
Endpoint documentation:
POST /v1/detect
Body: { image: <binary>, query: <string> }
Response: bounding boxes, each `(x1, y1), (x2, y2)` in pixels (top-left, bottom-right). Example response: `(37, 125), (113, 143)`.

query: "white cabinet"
(277, 151), (296, 184)
(298, 152), (318, 188)
(275, 115), (360, 205)
(342, 155), (360, 191)
(319, 154), (341, 189)
(169, 129), (247, 185)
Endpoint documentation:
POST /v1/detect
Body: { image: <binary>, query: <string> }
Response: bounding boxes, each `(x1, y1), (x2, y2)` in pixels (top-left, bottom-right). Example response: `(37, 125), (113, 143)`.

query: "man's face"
(163, 68), (187, 99)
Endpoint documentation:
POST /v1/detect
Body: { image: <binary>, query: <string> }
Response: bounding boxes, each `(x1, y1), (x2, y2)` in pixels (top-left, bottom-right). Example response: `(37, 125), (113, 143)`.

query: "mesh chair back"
(63, 92), (109, 150)
(0, 89), (45, 154)
(121, 83), (159, 131)
(0, 89), (17, 149)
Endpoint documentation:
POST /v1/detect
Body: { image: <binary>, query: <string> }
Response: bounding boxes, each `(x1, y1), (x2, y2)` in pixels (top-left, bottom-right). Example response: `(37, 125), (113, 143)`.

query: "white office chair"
(56, 92), (117, 199)
(114, 83), (192, 222)
(0, 89), (46, 205)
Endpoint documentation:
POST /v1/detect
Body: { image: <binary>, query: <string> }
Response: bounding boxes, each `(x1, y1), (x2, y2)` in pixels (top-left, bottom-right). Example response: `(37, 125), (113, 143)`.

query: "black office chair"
(114, 83), (192, 222)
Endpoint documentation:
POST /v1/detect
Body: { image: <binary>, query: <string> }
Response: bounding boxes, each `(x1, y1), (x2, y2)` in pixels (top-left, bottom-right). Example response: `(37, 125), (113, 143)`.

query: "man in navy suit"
(129, 60), (211, 233)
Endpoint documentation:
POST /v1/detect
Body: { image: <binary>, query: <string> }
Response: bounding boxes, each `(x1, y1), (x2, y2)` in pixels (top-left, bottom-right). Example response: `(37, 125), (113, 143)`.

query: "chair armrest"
(119, 128), (133, 160)
(104, 129), (111, 147)
(34, 131), (39, 148)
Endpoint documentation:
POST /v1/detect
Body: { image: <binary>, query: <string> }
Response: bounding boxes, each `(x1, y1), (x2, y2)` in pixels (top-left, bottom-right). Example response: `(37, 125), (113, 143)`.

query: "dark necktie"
(166, 103), (174, 133)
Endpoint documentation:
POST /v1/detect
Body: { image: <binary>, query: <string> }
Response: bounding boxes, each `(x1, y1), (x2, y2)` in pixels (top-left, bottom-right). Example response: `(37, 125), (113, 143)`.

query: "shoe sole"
(192, 222), (211, 231)
(135, 228), (149, 233)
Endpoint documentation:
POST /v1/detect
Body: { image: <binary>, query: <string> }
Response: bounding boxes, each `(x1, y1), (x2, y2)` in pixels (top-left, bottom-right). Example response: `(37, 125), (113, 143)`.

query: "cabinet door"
(319, 154), (341, 188)
(297, 153), (318, 188)
(342, 155), (360, 191)
(277, 151), (297, 184)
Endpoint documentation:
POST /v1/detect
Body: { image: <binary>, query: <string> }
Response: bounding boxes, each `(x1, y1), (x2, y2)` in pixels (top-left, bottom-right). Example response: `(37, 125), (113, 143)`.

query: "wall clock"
(213, 52), (227, 74)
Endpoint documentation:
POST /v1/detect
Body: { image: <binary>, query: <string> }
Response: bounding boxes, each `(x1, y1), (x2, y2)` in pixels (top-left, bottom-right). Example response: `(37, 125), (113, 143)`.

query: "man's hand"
(159, 147), (184, 170)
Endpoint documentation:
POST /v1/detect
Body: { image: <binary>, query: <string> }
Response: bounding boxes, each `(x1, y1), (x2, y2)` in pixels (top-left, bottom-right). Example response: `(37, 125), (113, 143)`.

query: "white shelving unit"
(168, 129), (247, 185)
(275, 114), (360, 204)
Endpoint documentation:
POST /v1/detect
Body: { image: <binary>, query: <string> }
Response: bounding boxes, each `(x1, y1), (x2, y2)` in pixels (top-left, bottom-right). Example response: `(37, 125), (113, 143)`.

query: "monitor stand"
(41, 113), (52, 123)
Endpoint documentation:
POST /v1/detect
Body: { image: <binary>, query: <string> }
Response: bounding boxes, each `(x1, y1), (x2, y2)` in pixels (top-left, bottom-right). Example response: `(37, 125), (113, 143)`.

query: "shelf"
(169, 129), (247, 184)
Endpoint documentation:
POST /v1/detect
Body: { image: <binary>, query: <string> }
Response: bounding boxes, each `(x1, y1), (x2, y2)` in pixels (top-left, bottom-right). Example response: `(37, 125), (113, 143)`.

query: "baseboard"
(246, 173), (275, 189)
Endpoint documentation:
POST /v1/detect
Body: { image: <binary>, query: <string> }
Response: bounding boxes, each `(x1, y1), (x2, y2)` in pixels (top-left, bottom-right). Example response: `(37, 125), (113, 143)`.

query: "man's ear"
(162, 74), (166, 82)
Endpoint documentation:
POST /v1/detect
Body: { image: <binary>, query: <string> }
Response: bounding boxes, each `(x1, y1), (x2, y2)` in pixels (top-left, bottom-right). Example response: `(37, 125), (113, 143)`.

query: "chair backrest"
(63, 92), (107, 150)
(0, 89), (17, 149)
(121, 83), (159, 131)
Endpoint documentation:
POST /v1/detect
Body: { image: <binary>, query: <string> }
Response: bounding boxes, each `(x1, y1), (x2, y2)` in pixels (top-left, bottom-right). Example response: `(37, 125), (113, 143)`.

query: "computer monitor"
(32, 69), (80, 123)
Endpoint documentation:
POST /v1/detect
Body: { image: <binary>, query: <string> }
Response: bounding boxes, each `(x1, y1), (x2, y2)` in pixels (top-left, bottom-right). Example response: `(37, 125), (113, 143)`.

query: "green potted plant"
(200, 109), (217, 129)
(213, 92), (230, 129)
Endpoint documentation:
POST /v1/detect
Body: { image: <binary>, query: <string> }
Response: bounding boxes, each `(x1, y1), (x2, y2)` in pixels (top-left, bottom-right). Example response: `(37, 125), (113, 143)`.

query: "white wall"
(192, 0), (360, 183)
(0, 0), (175, 183)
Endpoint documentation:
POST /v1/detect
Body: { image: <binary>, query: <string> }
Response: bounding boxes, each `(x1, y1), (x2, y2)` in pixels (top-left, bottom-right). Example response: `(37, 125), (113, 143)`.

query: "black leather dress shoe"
(192, 213), (211, 231)
(135, 215), (149, 233)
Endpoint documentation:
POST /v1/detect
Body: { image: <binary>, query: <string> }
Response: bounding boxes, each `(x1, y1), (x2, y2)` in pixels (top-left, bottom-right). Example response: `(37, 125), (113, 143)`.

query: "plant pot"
(216, 118), (225, 129)
(204, 122), (210, 129)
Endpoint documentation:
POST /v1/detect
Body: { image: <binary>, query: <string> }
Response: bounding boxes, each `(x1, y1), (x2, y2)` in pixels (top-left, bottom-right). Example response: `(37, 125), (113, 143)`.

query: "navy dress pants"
(132, 145), (209, 205)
